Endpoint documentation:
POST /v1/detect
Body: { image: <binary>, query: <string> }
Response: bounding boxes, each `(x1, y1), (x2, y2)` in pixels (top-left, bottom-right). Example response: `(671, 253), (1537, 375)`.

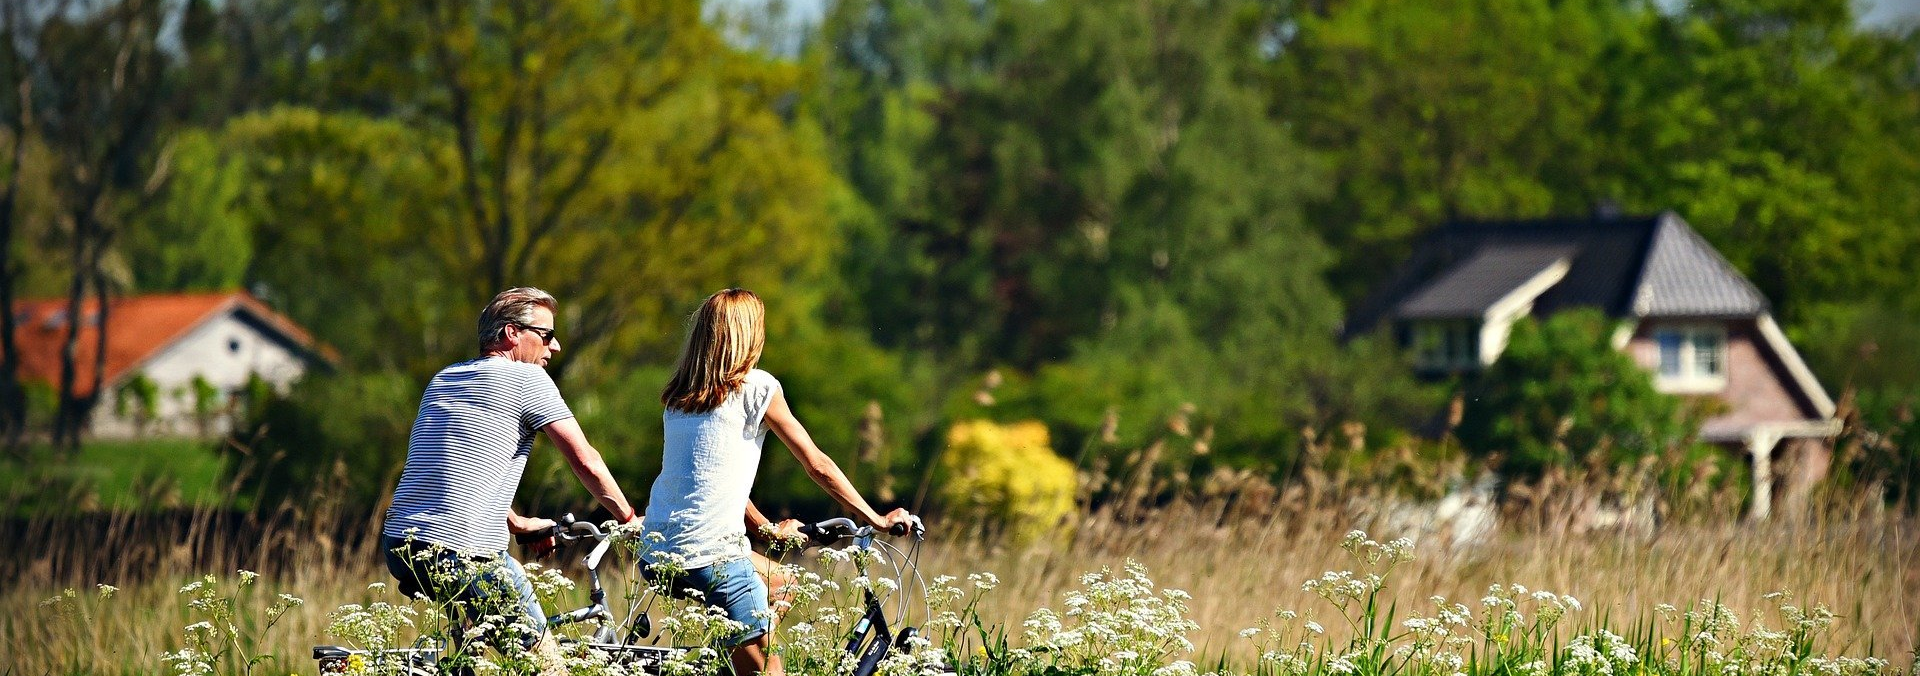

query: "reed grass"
(5, 475), (1914, 675)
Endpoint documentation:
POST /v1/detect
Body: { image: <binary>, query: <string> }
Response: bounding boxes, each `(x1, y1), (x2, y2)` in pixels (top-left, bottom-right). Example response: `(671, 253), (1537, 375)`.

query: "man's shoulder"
(432, 358), (553, 386)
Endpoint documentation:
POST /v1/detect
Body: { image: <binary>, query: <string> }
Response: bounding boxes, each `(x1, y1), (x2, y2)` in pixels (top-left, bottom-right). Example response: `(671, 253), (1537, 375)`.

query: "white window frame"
(1413, 320), (1481, 372)
(1653, 324), (1727, 393)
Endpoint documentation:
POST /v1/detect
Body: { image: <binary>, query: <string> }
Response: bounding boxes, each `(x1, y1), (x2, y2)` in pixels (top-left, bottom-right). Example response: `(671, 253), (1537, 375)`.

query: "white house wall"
(90, 310), (312, 438)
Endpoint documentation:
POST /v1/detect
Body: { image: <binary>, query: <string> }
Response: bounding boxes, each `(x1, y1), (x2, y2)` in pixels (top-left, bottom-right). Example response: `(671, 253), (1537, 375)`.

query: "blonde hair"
(661, 289), (766, 413)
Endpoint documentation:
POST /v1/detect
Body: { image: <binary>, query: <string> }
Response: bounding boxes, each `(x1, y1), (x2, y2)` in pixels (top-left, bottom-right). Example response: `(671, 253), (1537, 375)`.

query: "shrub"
(1456, 310), (1699, 479)
(937, 419), (1076, 544)
(220, 371), (418, 509)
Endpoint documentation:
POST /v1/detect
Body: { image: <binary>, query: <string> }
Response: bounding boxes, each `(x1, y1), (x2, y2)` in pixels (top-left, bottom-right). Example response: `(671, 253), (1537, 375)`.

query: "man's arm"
(507, 508), (555, 534)
(763, 391), (909, 531)
(542, 418), (640, 524)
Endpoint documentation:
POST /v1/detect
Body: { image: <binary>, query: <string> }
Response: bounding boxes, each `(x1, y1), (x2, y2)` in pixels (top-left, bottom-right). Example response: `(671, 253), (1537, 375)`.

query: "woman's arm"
(764, 390), (909, 530)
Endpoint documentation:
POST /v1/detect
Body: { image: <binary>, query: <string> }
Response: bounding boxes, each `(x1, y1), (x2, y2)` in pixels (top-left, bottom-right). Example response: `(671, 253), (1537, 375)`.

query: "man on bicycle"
(382, 287), (641, 653)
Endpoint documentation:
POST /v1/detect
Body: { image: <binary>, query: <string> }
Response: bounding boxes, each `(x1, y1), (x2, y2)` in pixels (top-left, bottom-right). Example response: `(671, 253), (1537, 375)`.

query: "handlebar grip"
(800, 517), (859, 544)
(513, 513), (574, 544)
(514, 526), (559, 544)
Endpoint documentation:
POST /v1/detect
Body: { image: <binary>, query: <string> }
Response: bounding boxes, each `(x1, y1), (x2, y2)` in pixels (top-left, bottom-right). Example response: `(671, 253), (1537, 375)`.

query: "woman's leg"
(749, 550), (794, 618)
(730, 633), (785, 676)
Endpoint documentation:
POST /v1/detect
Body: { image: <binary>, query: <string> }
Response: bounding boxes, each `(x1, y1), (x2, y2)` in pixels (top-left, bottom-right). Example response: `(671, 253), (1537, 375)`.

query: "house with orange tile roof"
(9, 291), (337, 438)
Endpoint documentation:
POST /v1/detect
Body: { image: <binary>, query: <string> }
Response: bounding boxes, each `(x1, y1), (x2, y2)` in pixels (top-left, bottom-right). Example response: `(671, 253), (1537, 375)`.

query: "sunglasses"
(516, 323), (558, 345)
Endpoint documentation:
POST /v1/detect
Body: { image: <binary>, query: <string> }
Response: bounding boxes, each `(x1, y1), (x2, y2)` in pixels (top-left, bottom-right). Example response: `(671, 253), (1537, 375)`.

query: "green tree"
(201, 0), (845, 383)
(815, 0), (1335, 367)
(1456, 310), (1696, 478)
(1275, 0), (1638, 300)
(1595, 0), (1920, 323)
(123, 130), (253, 292)
(811, 0), (1445, 466)
(1278, 0), (1920, 323)
(198, 0), (885, 506)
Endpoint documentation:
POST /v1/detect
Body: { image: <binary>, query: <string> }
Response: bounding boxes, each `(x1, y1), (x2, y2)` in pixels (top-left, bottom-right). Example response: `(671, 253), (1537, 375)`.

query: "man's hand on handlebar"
(509, 516), (560, 559)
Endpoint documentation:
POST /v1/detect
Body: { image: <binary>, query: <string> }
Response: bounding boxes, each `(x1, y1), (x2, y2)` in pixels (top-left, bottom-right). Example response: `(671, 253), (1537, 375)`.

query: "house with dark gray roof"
(1345, 211), (1837, 520)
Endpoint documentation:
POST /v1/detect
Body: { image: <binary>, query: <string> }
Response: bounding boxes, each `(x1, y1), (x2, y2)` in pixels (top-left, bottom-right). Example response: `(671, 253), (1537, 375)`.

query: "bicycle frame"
(786, 516), (938, 676)
(315, 514), (940, 676)
(315, 515), (673, 675)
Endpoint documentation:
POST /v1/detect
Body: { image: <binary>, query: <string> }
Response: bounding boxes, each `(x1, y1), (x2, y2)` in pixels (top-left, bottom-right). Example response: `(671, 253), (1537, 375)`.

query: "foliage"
(1456, 310), (1697, 479)
(4, 0), (1920, 504)
(1011, 560), (1201, 675)
(123, 130), (253, 292)
(115, 371), (160, 434)
(1276, 0), (1920, 327)
(1798, 300), (1920, 511)
(221, 371), (418, 509)
(122, 527), (1906, 676)
(812, 0), (1337, 368)
(162, 571), (306, 676)
(1275, 0), (1634, 299)
(937, 419), (1077, 544)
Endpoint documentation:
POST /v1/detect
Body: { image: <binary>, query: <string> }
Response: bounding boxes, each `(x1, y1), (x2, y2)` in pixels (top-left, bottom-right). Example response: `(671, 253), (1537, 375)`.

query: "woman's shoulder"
(744, 369), (781, 389)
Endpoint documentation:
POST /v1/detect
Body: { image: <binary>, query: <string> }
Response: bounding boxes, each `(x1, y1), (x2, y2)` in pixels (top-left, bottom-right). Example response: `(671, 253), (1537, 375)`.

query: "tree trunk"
(0, 113), (24, 454)
(0, 9), (32, 454)
(85, 258), (111, 435)
(52, 208), (92, 451)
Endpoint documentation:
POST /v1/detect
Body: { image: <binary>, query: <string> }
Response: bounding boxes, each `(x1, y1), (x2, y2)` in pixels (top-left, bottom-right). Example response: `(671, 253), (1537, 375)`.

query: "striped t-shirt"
(383, 357), (574, 555)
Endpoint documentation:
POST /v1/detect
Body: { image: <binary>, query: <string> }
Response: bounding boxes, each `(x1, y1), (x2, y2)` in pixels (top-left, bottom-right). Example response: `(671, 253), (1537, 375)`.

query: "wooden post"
(1747, 428), (1779, 522)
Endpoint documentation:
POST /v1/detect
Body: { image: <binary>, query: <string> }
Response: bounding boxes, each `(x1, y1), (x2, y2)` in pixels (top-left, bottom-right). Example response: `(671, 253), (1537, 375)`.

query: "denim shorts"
(382, 535), (545, 649)
(650, 556), (771, 646)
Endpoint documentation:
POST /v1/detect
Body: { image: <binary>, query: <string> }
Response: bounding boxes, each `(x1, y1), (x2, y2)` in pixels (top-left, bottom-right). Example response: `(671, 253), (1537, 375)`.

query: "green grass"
(2, 438), (233, 513)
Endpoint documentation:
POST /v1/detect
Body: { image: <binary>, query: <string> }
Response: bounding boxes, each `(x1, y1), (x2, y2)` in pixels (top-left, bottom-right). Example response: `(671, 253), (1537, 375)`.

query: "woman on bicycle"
(642, 287), (913, 676)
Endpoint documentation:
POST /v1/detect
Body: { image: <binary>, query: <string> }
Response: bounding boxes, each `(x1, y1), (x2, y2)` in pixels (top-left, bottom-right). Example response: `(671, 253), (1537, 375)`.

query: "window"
(1653, 325), (1726, 391)
(1413, 321), (1480, 372)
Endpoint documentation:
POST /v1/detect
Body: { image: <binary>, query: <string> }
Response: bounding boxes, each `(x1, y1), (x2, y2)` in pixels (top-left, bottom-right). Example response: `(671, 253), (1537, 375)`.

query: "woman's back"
(642, 369), (782, 568)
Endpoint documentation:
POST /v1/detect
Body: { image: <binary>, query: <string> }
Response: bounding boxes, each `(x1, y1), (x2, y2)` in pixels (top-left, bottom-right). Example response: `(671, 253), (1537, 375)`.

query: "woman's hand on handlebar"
(771, 518), (804, 542)
(873, 507), (915, 535)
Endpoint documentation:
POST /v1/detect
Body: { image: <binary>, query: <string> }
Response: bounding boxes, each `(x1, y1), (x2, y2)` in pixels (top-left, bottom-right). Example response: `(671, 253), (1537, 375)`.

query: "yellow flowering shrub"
(938, 419), (1076, 544)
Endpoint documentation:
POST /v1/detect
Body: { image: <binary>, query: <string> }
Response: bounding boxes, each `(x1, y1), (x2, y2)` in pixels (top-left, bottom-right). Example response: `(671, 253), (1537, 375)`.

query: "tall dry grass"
(917, 497), (1919, 667)
(5, 457), (1917, 674)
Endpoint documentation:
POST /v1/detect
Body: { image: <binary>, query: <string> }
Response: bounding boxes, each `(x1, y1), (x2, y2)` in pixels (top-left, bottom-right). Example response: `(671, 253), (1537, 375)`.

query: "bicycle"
(314, 515), (672, 675)
(314, 512), (937, 676)
(778, 515), (940, 676)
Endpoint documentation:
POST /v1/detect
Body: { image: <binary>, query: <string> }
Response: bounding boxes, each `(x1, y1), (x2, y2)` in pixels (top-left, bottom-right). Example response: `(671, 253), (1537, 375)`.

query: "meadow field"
(5, 472), (1915, 676)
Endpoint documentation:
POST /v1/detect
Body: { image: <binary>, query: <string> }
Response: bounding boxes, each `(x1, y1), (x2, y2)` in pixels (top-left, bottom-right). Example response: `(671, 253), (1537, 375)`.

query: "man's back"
(384, 357), (573, 554)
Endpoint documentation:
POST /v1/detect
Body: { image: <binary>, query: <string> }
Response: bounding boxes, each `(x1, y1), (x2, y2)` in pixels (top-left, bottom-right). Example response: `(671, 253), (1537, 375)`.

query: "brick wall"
(1624, 318), (1822, 431)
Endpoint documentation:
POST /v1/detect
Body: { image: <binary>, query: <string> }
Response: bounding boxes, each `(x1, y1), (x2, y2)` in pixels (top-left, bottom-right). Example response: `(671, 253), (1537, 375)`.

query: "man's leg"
(384, 538), (478, 676)
(475, 554), (548, 650)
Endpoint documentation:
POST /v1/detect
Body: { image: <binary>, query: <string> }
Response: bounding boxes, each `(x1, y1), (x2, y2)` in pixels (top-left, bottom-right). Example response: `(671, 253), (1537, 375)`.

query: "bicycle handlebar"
(514, 513), (614, 545)
(514, 511), (925, 547)
(797, 514), (925, 545)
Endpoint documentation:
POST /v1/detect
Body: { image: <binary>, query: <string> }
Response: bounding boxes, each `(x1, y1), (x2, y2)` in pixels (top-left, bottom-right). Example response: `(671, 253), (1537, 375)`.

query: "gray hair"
(477, 287), (557, 350)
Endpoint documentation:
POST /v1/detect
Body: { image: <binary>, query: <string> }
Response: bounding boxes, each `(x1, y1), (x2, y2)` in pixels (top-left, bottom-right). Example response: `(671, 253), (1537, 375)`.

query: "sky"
(1861, 0), (1920, 27)
(711, 0), (1920, 35)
